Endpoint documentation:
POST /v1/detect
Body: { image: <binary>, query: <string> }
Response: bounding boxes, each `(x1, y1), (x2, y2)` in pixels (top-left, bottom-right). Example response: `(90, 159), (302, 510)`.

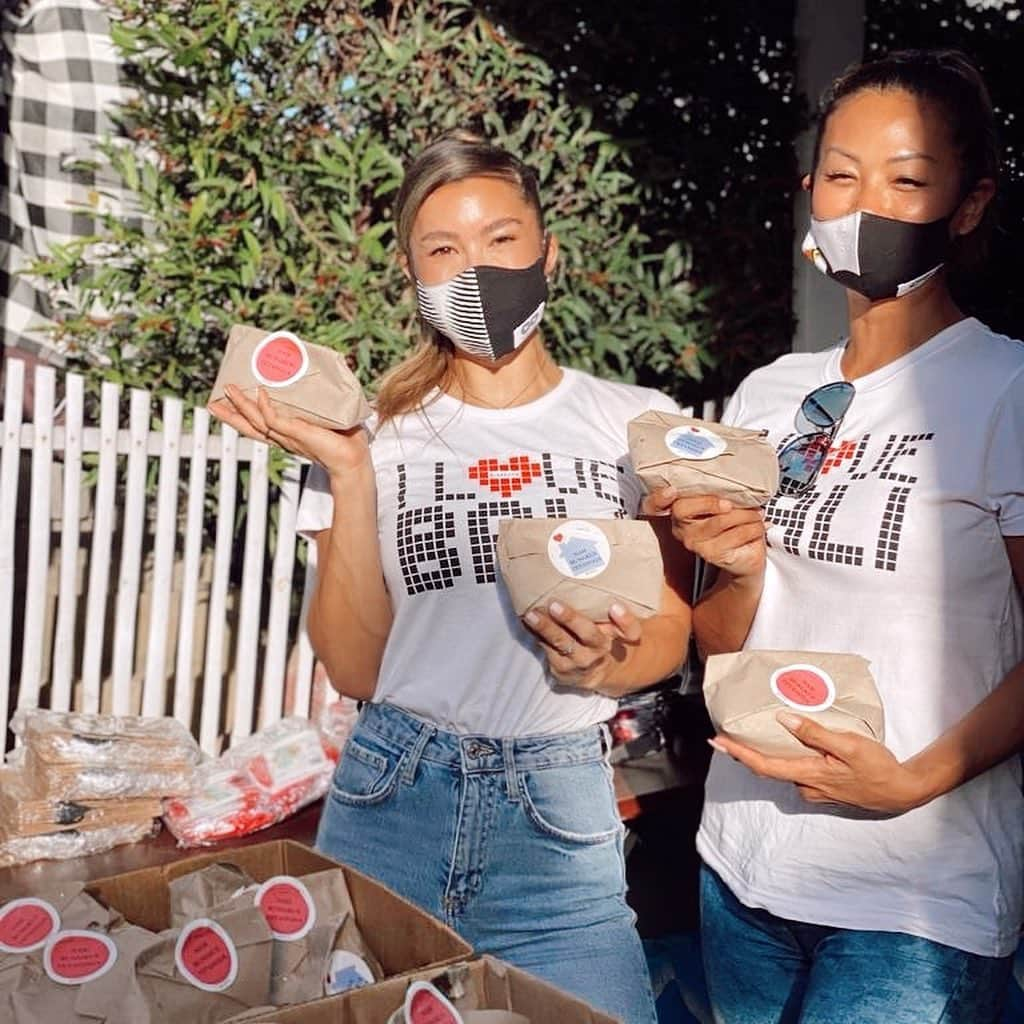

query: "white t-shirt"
(297, 367), (679, 736)
(698, 317), (1024, 957)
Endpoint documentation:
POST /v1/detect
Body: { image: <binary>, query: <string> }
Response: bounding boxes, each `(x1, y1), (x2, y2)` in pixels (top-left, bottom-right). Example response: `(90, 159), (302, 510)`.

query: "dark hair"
(811, 49), (999, 271)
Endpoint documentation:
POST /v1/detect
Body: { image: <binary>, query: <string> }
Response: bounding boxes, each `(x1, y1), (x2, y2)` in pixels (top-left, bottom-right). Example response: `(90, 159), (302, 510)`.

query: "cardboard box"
(232, 955), (618, 1023)
(86, 840), (472, 983)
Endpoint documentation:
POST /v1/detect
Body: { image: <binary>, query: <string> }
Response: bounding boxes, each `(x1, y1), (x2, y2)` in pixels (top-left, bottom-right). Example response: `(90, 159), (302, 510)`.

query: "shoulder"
(949, 319), (1024, 382)
(562, 367), (681, 415)
(736, 347), (838, 395)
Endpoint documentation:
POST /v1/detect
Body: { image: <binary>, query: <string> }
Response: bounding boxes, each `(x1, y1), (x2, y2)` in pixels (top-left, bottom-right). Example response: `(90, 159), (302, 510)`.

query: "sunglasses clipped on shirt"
(776, 381), (856, 496)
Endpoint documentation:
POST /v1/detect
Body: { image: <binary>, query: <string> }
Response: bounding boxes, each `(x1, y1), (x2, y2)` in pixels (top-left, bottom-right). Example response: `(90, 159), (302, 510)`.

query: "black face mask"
(802, 210), (952, 301)
(415, 256), (549, 362)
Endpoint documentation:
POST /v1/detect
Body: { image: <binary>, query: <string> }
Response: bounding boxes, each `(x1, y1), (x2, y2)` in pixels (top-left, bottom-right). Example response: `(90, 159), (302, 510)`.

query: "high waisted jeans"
(315, 701), (657, 1024)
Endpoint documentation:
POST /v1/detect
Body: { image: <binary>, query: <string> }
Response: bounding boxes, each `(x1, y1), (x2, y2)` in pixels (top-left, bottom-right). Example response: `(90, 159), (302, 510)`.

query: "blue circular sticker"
(664, 424), (727, 461)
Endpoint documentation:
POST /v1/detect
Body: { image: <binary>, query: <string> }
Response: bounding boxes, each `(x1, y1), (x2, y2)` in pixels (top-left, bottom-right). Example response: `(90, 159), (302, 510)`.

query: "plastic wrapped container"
(163, 717), (336, 847)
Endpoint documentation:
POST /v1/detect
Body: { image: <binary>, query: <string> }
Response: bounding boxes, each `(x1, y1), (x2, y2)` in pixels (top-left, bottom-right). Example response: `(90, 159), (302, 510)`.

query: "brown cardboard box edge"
(233, 955), (618, 1024)
(86, 839), (471, 978)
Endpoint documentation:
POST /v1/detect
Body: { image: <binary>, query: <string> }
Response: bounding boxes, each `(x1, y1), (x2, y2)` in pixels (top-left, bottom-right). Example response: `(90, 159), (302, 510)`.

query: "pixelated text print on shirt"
(395, 453), (629, 595)
(765, 431), (934, 572)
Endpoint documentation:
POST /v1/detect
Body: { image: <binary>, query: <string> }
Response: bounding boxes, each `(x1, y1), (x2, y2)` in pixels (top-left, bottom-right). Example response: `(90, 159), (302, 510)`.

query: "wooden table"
(0, 752), (689, 898)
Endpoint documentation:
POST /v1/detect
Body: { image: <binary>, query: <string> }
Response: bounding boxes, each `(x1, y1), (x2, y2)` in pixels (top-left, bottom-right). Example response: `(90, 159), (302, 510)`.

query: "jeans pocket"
(329, 735), (402, 806)
(520, 760), (621, 845)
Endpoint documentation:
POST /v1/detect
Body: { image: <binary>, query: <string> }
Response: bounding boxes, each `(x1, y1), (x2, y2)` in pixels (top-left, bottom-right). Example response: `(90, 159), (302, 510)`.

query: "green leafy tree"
(35, 0), (716, 406)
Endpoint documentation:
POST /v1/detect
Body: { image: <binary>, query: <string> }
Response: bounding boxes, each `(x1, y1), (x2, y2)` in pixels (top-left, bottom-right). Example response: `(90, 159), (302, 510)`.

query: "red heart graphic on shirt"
(467, 455), (542, 498)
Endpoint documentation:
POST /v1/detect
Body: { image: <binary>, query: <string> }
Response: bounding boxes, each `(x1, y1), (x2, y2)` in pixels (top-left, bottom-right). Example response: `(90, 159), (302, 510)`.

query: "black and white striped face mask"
(415, 255), (548, 362)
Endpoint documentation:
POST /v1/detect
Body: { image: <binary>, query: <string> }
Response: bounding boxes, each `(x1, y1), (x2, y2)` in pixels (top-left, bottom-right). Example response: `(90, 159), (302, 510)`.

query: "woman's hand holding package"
(711, 713), (927, 815)
(523, 600), (643, 693)
(643, 488), (766, 577)
(209, 384), (371, 481)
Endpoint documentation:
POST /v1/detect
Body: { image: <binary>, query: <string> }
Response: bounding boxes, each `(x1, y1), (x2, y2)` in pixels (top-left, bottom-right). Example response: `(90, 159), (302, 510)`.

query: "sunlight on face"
(812, 88), (965, 224)
(409, 175), (545, 286)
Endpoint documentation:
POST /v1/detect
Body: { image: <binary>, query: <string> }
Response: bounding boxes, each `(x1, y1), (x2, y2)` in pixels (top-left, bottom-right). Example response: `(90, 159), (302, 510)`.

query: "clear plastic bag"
(0, 766), (162, 837)
(163, 716), (336, 847)
(9, 708), (201, 800)
(0, 819), (160, 868)
(10, 708), (201, 767)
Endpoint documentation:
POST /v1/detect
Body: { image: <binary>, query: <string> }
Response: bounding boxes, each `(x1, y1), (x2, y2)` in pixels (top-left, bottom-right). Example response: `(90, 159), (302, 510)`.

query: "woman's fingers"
(524, 602), (607, 658)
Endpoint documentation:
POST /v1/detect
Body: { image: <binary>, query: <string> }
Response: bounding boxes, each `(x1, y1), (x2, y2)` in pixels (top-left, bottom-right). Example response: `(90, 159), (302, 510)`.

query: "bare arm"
(711, 536), (1024, 815)
(643, 489), (767, 657)
(307, 464), (393, 700)
(208, 385), (392, 699)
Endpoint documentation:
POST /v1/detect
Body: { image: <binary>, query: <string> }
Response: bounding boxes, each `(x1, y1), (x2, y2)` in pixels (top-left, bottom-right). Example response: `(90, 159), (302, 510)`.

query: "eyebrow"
(417, 217), (524, 244)
(823, 145), (936, 165)
(887, 151), (937, 164)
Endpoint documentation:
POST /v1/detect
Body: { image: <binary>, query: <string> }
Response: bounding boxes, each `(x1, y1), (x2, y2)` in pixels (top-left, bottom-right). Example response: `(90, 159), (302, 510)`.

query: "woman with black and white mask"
(211, 132), (693, 1024)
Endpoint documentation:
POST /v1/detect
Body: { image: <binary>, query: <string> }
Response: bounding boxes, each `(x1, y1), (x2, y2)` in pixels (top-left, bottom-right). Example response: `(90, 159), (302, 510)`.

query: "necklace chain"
(451, 359), (559, 409)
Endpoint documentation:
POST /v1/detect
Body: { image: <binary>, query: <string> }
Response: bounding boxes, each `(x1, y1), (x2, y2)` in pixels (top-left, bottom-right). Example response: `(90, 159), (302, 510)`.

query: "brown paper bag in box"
(627, 410), (779, 508)
(135, 904), (273, 1022)
(209, 325), (371, 431)
(704, 650), (885, 758)
(73, 924), (163, 1024)
(169, 864), (257, 928)
(496, 518), (663, 621)
(259, 869), (383, 1006)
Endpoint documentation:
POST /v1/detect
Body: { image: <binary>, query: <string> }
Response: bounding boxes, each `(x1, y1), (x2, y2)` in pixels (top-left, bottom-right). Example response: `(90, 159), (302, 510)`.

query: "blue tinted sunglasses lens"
(800, 381), (855, 430)
(778, 434), (832, 492)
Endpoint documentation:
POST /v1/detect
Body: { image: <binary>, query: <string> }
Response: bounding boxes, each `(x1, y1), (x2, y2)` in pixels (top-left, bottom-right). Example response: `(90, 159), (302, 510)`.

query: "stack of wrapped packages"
(0, 710), (201, 868)
(0, 859), (383, 1022)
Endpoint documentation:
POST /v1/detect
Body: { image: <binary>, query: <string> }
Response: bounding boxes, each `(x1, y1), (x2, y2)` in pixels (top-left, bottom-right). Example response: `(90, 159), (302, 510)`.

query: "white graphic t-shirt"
(698, 317), (1024, 957)
(297, 368), (679, 736)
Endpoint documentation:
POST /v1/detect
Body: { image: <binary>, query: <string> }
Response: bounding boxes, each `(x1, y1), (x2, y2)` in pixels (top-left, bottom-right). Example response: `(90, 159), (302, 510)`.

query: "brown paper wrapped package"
(265, 869), (383, 1006)
(135, 904), (274, 1022)
(627, 410), (779, 507)
(703, 650), (885, 758)
(168, 863), (383, 1007)
(496, 519), (663, 621)
(210, 325), (371, 431)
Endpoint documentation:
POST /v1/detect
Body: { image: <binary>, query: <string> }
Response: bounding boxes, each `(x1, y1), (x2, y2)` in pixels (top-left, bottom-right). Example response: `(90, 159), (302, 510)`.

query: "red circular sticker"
(254, 876), (315, 940)
(44, 930), (117, 984)
(251, 331), (308, 387)
(0, 898), (60, 953)
(175, 919), (238, 992)
(770, 664), (836, 712)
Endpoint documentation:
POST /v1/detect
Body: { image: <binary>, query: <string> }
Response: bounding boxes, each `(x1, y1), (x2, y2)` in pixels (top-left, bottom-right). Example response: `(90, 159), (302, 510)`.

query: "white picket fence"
(0, 361), (318, 756)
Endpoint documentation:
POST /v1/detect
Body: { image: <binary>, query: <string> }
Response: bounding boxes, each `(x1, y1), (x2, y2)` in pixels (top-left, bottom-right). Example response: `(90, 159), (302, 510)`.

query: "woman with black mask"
(211, 132), (693, 1024)
(648, 50), (1023, 1023)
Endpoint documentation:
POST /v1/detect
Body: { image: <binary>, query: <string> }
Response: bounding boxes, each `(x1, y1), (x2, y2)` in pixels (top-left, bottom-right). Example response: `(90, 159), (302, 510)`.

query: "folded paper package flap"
(496, 519), (663, 619)
(704, 649), (885, 757)
(627, 412), (780, 505)
(496, 518), (658, 560)
(210, 324), (371, 431)
(719, 700), (884, 740)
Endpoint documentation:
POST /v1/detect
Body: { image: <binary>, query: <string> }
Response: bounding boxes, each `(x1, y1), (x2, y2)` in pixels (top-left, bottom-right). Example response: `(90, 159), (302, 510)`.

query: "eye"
(429, 245), (456, 257)
(491, 233), (517, 244)
(894, 176), (926, 187)
(823, 171), (855, 182)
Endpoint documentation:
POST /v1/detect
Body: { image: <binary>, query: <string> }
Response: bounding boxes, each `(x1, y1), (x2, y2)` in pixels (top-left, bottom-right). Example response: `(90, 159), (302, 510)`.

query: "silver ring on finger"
(559, 641), (576, 658)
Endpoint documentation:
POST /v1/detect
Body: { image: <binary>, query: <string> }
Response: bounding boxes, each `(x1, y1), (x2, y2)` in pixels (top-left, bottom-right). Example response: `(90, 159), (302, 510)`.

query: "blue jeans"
(700, 864), (1012, 1024)
(315, 701), (657, 1024)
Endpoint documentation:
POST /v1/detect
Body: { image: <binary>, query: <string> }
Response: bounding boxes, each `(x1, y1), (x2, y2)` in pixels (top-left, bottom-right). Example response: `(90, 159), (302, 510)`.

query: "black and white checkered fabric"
(1, 0), (137, 361)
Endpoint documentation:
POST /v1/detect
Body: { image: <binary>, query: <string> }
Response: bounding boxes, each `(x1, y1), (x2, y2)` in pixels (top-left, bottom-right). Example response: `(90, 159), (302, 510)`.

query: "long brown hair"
(375, 132), (545, 424)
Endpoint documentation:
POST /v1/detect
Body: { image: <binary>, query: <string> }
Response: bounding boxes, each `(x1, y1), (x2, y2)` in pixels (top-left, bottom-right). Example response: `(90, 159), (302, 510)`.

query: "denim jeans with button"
(700, 863), (1013, 1024)
(315, 701), (657, 1024)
